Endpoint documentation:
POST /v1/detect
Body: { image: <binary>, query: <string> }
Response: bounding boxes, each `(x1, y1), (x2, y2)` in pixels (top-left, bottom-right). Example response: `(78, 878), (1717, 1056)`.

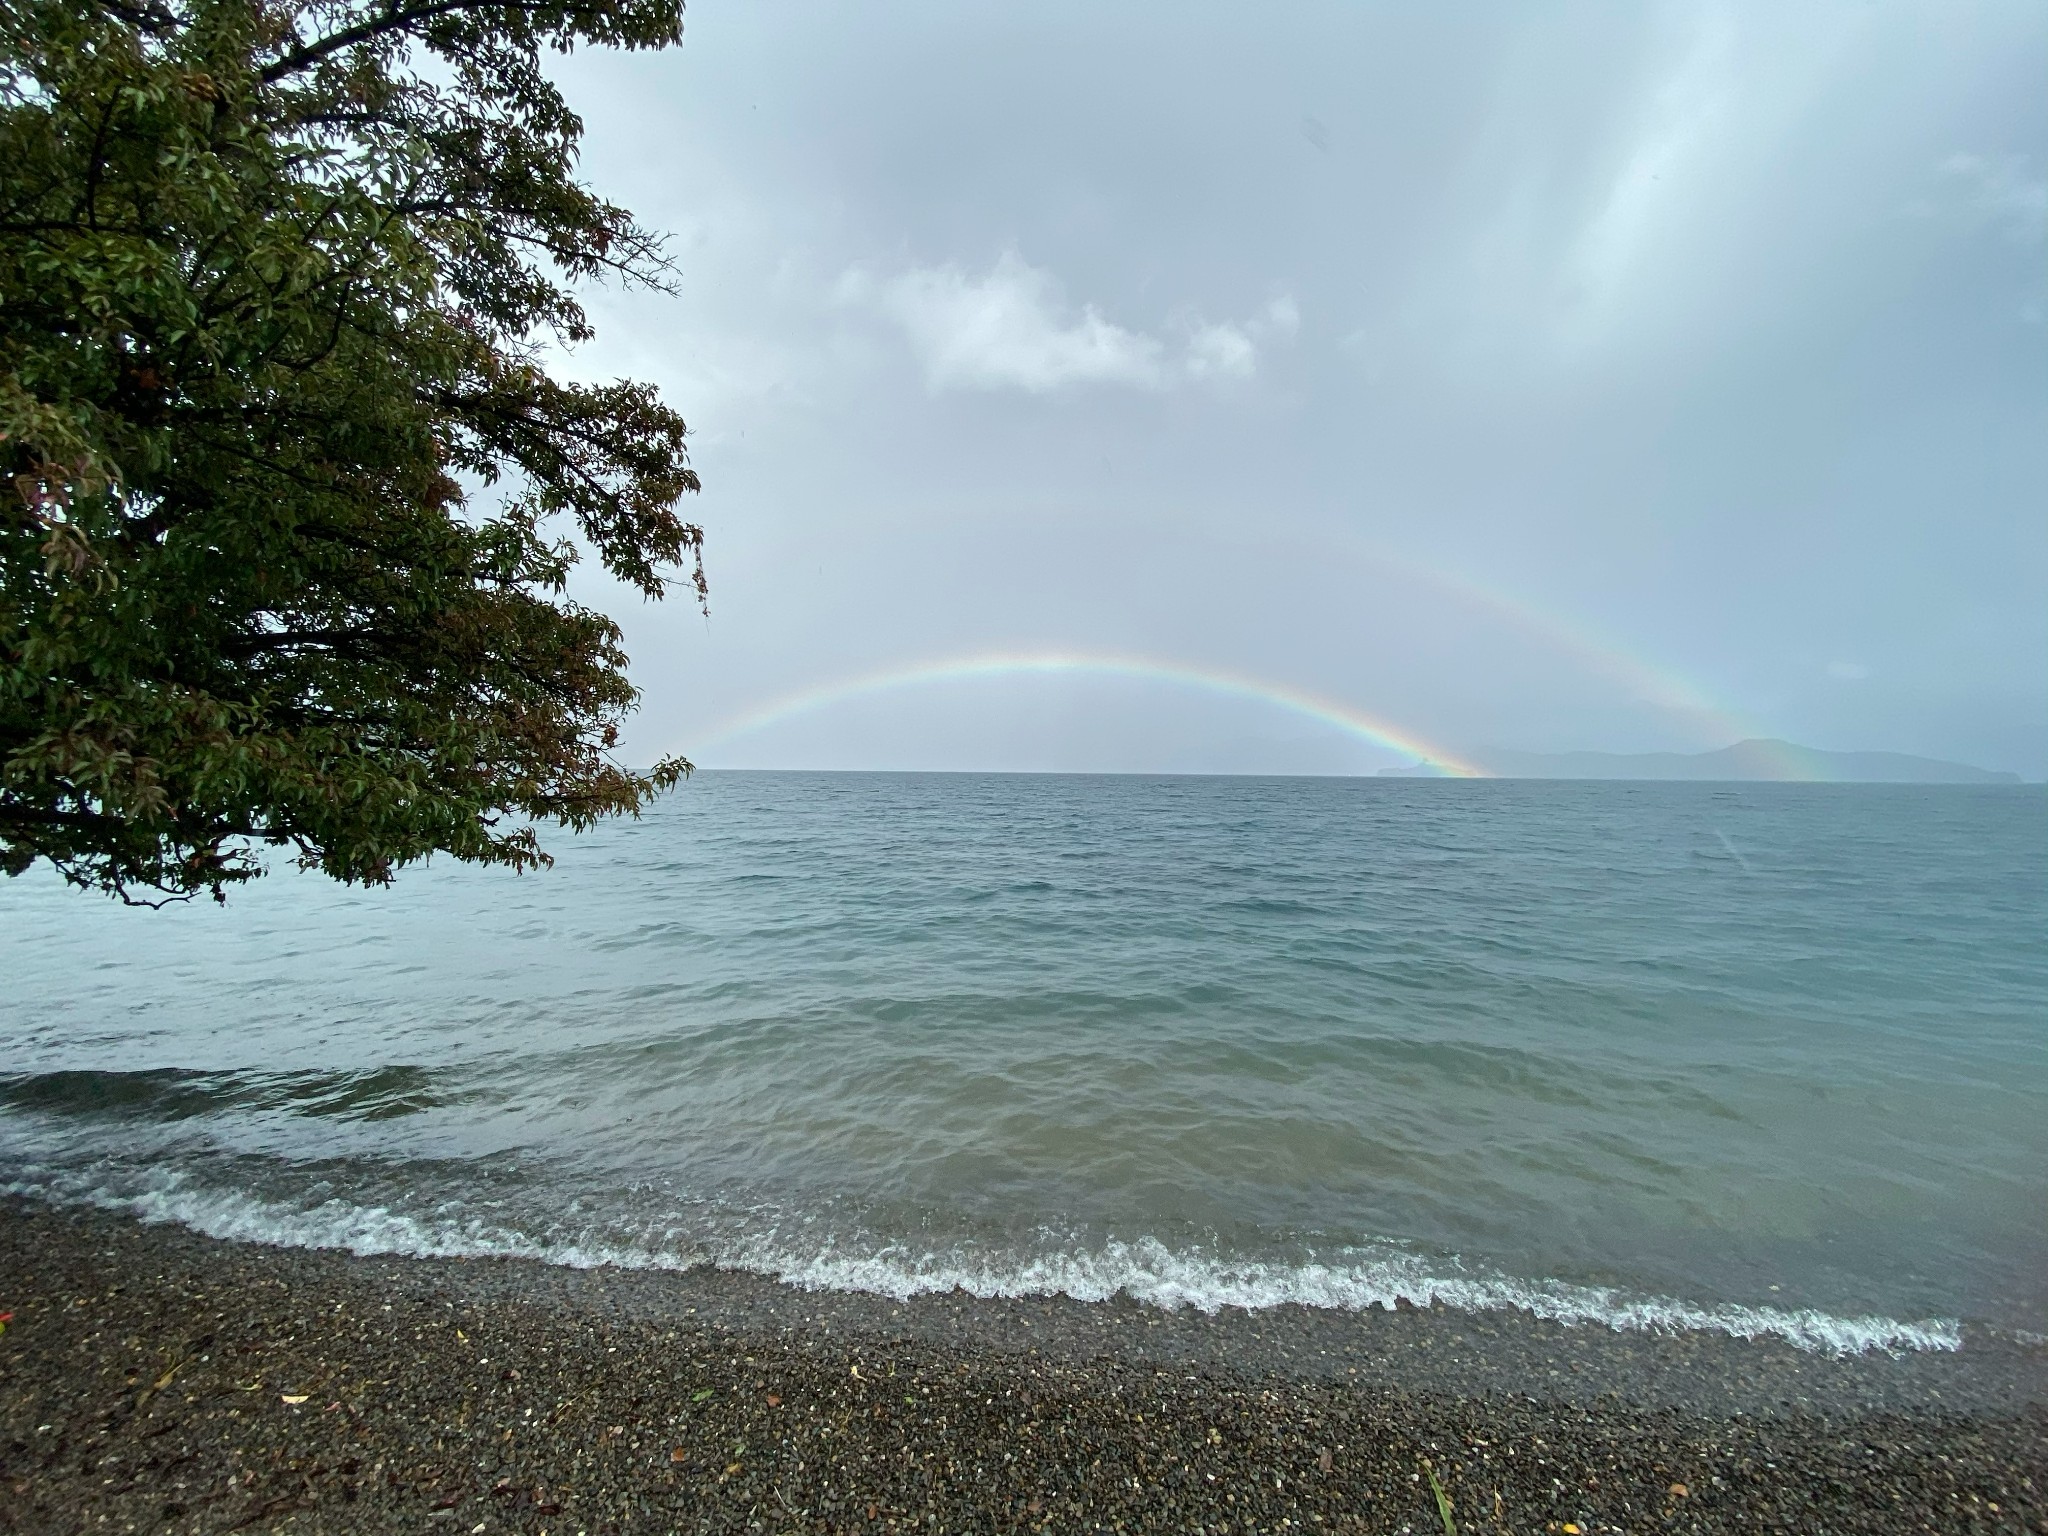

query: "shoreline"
(3, 1201), (2043, 1533)
(4, 1162), (1983, 1361)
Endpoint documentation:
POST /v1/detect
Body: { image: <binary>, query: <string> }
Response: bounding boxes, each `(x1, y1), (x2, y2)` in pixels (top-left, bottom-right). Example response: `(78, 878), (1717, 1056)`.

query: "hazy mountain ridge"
(1383, 740), (2024, 782)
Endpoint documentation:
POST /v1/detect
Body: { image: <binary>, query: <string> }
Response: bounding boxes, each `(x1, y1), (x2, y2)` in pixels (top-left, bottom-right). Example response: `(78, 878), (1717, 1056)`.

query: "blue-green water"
(3, 774), (2043, 1353)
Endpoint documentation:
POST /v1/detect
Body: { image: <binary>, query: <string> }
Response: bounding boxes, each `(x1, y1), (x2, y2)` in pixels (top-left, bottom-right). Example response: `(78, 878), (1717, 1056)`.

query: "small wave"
(4, 1167), (1960, 1358)
(6, 1167), (700, 1274)
(0, 1066), (454, 1123)
(755, 1238), (1961, 1356)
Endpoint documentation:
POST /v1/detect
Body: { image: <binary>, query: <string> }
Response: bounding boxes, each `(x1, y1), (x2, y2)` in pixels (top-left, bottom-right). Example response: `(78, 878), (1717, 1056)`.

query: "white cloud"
(1184, 297), (1301, 381)
(867, 251), (1162, 391)
(1184, 322), (1257, 381)
(1260, 294), (1302, 338)
(852, 252), (1294, 393)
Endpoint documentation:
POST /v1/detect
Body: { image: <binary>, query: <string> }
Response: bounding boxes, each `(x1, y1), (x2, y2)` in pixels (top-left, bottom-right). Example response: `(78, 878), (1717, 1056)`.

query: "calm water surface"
(3, 774), (2043, 1352)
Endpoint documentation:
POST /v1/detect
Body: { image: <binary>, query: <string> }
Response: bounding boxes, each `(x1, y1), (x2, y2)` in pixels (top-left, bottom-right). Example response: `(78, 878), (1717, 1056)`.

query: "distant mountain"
(1422, 739), (2023, 783)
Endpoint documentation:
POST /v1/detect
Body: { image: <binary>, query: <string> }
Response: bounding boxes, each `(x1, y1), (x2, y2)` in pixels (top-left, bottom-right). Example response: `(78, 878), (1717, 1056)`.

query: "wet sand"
(1, 1201), (2042, 1533)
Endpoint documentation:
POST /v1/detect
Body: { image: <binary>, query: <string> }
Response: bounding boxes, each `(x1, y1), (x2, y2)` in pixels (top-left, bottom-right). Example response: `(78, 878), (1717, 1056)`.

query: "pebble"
(1, 1203), (2042, 1533)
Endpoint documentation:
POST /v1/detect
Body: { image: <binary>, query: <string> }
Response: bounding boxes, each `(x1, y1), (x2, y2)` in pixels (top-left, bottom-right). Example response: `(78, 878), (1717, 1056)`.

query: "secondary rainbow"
(1282, 525), (1827, 781)
(699, 651), (1489, 778)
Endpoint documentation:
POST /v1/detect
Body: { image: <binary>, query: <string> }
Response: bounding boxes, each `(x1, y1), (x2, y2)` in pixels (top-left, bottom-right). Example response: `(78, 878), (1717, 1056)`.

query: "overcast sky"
(545, 1), (2046, 776)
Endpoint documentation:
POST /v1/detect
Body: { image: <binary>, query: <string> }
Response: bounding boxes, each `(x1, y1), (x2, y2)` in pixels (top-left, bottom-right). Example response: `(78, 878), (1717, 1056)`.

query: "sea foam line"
(4, 1168), (1962, 1358)
(757, 1239), (1962, 1357)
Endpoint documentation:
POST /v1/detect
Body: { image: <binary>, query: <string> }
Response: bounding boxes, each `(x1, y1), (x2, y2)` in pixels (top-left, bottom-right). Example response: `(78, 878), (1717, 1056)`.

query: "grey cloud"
(543, 0), (2046, 778)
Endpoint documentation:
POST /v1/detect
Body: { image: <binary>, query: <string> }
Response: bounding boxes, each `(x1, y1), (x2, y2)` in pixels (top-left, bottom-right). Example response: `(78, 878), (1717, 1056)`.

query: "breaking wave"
(4, 1164), (1962, 1359)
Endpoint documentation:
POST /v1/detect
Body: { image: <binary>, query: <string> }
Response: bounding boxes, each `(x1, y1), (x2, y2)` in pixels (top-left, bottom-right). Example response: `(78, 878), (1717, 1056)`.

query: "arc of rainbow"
(698, 650), (1490, 778)
(1249, 520), (1826, 781)
(1356, 552), (1826, 781)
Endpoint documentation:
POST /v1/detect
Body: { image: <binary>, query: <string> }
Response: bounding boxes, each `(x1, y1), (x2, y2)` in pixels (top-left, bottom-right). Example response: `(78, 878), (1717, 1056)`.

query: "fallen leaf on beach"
(280, 1394), (309, 1405)
(670, 1448), (686, 1463)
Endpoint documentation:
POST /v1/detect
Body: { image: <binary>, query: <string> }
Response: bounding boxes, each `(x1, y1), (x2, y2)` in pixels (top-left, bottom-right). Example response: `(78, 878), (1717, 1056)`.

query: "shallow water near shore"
(2, 773), (2043, 1353)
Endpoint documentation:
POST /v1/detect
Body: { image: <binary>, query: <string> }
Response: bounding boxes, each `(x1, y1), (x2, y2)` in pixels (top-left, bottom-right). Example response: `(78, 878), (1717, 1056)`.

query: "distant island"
(1382, 739), (2024, 783)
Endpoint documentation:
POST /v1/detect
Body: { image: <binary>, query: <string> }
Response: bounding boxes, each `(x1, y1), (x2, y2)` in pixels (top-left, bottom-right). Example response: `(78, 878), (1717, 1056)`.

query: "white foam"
(751, 1236), (1962, 1356)
(5, 1166), (702, 1274)
(5, 1168), (1961, 1358)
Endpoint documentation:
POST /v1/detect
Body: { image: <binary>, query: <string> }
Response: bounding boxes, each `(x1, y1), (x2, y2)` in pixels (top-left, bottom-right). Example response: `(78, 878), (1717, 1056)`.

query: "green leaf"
(1, 0), (704, 904)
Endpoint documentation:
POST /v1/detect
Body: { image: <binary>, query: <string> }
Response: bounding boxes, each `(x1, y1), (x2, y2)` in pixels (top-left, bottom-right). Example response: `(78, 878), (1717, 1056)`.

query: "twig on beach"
(134, 1353), (186, 1411)
(223, 1491), (309, 1531)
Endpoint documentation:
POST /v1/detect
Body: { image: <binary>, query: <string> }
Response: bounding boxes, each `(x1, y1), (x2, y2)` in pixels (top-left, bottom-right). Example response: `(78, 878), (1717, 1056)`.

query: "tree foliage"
(1, 0), (703, 902)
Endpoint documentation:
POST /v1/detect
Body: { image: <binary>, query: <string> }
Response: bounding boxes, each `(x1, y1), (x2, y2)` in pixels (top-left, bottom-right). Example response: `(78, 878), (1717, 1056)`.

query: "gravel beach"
(1, 1201), (2042, 1534)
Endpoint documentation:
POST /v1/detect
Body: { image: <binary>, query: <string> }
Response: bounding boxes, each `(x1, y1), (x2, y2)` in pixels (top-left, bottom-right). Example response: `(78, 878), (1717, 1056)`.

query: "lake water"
(3, 773), (2042, 1354)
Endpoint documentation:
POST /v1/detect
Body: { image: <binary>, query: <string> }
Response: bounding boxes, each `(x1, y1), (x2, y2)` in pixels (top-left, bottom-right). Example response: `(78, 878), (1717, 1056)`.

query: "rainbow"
(1278, 526), (1829, 782)
(698, 650), (1489, 777)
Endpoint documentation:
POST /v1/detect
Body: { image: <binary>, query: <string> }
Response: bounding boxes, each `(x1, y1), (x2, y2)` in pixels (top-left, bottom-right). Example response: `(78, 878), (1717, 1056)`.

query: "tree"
(1, 0), (704, 903)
